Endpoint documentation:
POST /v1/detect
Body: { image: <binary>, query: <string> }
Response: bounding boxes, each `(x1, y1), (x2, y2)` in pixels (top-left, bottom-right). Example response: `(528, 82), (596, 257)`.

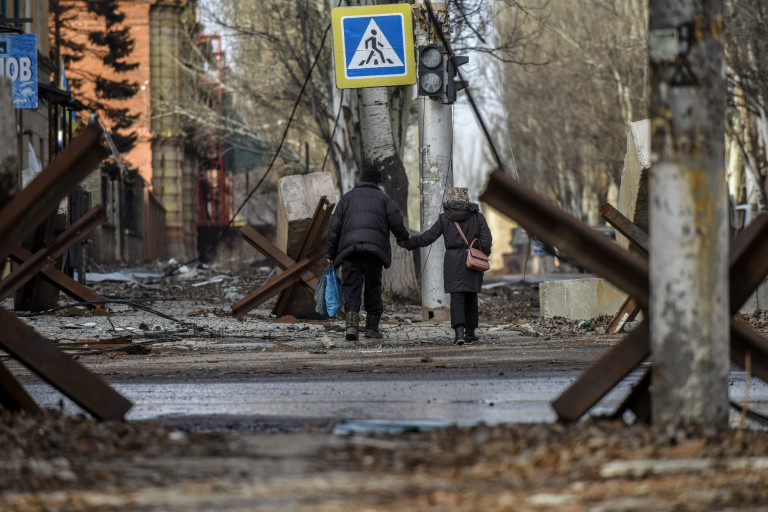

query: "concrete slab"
(276, 173), (336, 260)
(615, 120), (651, 251)
(539, 278), (627, 321)
(275, 172), (337, 318)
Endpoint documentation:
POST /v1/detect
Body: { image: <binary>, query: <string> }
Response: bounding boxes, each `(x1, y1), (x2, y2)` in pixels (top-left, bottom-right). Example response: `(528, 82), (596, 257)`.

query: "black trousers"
(341, 253), (383, 315)
(450, 292), (478, 329)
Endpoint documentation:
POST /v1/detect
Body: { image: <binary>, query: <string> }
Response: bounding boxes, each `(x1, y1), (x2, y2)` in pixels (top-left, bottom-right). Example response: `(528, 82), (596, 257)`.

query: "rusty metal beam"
(611, 369), (652, 424)
(0, 206), (106, 301)
(731, 319), (768, 385)
(600, 204), (649, 253)
(552, 320), (650, 421)
(231, 250), (325, 318)
(0, 124), (107, 263)
(294, 197), (333, 260)
(553, 212), (768, 421)
(729, 214), (768, 310)
(0, 361), (40, 413)
(0, 309), (131, 420)
(9, 246), (106, 305)
(607, 297), (640, 334)
(479, 170), (649, 308)
(239, 226), (316, 289)
(240, 226), (296, 270)
(600, 204), (645, 334)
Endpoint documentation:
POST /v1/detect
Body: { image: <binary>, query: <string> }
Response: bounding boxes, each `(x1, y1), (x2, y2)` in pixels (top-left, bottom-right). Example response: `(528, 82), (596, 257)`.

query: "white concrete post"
(416, 1), (452, 321)
(648, 1), (729, 428)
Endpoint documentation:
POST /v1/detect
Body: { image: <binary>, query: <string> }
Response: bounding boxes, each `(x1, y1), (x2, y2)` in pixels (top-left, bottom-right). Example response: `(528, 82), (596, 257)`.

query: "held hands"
(397, 240), (405, 248)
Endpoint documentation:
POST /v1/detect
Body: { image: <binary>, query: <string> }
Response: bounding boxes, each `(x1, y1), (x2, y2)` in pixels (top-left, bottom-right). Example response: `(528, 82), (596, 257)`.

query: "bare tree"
(725, 0), (768, 215)
(496, 0), (648, 223)
(195, 0), (542, 299)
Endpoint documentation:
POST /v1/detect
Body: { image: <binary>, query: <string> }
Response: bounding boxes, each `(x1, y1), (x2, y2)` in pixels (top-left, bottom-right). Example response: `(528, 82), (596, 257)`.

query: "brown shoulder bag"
(454, 221), (490, 272)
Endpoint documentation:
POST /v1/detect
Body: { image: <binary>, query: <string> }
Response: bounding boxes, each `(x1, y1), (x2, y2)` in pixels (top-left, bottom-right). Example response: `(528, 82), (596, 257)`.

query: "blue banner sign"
(0, 33), (38, 109)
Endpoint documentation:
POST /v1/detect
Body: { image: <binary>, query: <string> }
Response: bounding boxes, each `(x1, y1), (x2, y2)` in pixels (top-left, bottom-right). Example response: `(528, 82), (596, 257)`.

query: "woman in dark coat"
(403, 187), (492, 344)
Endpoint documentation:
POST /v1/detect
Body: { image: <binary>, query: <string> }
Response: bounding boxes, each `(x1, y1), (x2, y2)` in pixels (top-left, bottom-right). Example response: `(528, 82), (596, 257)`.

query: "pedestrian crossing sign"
(332, 4), (416, 89)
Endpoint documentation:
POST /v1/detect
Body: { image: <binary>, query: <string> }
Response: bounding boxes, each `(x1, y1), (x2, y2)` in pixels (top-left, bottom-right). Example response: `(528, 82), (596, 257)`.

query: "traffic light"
(446, 55), (469, 103)
(417, 45), (445, 97)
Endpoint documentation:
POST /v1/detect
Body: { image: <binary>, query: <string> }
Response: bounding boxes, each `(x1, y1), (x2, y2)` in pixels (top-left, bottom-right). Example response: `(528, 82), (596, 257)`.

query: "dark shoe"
(454, 326), (465, 345)
(346, 311), (359, 341)
(465, 328), (479, 344)
(364, 313), (383, 339)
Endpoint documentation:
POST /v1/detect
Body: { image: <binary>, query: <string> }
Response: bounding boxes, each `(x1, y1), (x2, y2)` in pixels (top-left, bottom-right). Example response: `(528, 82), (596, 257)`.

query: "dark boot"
(454, 326), (465, 345)
(364, 313), (383, 339)
(465, 328), (479, 344)
(346, 311), (359, 341)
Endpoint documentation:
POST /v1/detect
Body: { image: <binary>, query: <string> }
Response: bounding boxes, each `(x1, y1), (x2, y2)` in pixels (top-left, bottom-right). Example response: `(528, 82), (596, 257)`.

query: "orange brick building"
(58, 0), (204, 261)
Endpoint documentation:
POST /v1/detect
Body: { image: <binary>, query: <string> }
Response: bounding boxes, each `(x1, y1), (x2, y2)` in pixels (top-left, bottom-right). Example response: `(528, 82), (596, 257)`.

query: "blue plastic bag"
(314, 265), (329, 316)
(324, 265), (343, 318)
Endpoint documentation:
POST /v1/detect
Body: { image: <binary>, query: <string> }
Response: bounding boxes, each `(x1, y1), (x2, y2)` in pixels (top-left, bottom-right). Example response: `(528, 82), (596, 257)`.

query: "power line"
(322, 89), (345, 173)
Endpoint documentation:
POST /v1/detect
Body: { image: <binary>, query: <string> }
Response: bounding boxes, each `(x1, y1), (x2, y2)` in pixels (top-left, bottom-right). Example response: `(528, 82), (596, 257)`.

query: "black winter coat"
(405, 200), (492, 293)
(326, 182), (410, 269)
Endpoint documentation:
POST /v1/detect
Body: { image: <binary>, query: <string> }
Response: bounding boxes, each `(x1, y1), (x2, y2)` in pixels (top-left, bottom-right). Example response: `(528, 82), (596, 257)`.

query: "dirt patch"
(2, 410), (768, 510)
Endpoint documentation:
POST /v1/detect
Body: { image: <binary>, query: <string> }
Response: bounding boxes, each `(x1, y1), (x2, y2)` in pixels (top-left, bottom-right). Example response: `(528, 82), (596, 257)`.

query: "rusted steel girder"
(479, 169), (649, 308)
(603, 204), (768, 312)
(553, 210), (768, 421)
(611, 369), (652, 424)
(0, 309), (132, 420)
(10, 246), (107, 305)
(234, 197), (334, 319)
(0, 361), (40, 413)
(600, 204), (645, 334)
(0, 205), (106, 301)
(600, 203), (649, 255)
(0, 124), (107, 263)
(729, 213), (768, 309)
(606, 297), (640, 335)
(231, 250), (325, 318)
(552, 320), (651, 421)
(240, 226), (316, 288)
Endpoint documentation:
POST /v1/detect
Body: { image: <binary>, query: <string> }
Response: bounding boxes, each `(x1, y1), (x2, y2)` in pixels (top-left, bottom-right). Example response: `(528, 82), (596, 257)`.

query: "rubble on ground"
(3, 262), (768, 510)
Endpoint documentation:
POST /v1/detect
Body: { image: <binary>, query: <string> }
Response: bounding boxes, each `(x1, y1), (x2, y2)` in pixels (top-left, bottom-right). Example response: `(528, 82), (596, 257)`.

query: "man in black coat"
(326, 166), (410, 341)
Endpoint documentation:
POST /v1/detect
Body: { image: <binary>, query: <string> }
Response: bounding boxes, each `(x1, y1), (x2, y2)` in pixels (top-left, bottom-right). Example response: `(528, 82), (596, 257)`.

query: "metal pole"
(416, 1), (452, 321)
(648, 0), (728, 428)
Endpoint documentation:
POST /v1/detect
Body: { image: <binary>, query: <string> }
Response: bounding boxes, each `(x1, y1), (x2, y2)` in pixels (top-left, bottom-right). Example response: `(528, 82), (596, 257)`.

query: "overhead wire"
(321, 89), (344, 173)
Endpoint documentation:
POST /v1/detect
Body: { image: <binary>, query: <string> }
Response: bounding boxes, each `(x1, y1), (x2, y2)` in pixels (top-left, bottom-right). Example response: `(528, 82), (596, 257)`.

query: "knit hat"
(452, 187), (469, 202)
(361, 166), (382, 184)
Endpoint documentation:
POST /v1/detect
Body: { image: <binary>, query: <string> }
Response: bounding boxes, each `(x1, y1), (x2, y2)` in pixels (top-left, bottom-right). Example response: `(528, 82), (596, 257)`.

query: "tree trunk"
(330, 86), (361, 194)
(359, 86), (419, 300)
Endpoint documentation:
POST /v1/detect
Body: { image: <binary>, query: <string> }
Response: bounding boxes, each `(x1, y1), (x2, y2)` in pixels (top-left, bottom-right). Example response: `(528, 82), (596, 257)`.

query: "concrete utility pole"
(648, 1), (729, 428)
(415, 1), (452, 321)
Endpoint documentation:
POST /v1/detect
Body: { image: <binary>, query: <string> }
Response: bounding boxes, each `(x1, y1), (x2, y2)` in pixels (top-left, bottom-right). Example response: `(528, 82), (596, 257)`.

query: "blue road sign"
(0, 33), (38, 109)
(332, 4), (415, 89)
